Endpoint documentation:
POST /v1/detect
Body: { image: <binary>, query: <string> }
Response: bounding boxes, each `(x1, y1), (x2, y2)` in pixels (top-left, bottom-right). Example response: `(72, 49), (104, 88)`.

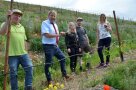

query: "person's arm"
(24, 29), (29, 51)
(25, 41), (29, 51)
(77, 35), (82, 52)
(65, 33), (70, 48)
(43, 33), (59, 38)
(105, 22), (112, 32)
(60, 31), (66, 36)
(84, 29), (90, 44)
(0, 19), (9, 35)
(65, 33), (71, 53)
(41, 21), (59, 38)
(96, 26), (99, 43)
(0, 10), (12, 35)
(85, 34), (90, 44)
(95, 28), (99, 50)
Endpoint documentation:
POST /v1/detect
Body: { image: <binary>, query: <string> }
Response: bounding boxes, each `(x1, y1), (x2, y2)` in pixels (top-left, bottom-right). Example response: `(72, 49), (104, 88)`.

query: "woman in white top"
(96, 14), (112, 68)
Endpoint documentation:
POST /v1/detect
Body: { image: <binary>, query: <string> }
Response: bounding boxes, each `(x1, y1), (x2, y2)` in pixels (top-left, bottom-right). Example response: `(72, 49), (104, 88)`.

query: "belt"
(43, 44), (57, 46)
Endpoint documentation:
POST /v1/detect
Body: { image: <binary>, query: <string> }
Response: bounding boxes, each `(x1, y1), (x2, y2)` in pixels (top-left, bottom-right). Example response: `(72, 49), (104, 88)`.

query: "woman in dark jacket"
(65, 22), (81, 73)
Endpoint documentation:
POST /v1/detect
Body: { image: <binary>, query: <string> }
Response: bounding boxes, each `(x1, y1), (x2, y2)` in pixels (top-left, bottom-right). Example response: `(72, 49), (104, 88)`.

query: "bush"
(30, 37), (43, 52)
(103, 60), (136, 90)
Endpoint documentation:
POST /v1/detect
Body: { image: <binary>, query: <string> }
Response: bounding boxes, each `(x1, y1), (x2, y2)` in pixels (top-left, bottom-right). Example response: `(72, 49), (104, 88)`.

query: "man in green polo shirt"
(0, 9), (33, 90)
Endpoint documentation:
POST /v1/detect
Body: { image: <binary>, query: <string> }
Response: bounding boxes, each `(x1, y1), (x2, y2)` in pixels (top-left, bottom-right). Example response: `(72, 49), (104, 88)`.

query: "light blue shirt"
(41, 19), (59, 44)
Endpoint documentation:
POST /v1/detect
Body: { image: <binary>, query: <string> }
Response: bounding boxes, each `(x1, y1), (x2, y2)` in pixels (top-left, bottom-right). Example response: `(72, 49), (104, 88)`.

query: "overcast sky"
(5, 0), (136, 21)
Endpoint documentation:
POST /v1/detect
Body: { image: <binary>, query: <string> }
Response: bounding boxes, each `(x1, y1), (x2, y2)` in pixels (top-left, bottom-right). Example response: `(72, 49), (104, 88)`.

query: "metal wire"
(0, 38), (136, 77)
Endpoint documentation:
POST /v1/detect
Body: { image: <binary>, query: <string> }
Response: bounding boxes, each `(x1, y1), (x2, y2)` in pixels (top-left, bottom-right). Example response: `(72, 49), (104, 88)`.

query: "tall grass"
(103, 60), (136, 90)
(0, 1), (136, 89)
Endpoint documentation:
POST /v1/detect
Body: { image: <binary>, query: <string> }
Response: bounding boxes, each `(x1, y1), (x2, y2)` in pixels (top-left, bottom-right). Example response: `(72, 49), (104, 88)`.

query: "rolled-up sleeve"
(41, 22), (49, 35)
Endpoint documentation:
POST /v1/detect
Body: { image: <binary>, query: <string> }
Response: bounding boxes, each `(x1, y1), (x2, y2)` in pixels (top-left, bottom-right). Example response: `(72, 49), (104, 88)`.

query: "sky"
(5, 0), (136, 21)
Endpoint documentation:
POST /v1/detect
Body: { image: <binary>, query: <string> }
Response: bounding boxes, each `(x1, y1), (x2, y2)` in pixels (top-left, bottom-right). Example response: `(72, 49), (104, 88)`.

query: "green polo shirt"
(1, 23), (27, 56)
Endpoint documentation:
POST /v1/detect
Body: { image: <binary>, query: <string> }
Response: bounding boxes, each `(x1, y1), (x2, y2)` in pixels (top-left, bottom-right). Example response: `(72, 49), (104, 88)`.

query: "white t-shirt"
(97, 23), (111, 39)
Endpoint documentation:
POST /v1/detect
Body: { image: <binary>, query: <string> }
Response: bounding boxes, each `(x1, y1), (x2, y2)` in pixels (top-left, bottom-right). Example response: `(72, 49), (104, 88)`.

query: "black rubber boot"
(79, 66), (83, 71)
(86, 63), (91, 70)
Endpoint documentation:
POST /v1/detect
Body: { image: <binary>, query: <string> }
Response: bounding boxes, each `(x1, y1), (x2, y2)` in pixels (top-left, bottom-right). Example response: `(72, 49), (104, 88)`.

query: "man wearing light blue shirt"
(41, 18), (59, 45)
(41, 10), (70, 85)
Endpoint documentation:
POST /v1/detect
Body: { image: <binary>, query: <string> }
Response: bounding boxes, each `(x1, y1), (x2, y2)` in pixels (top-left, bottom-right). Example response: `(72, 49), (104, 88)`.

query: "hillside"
(0, 1), (136, 50)
(0, 1), (136, 90)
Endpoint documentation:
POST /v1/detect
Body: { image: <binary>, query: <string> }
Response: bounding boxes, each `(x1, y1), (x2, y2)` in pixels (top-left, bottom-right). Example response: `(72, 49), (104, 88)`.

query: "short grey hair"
(48, 10), (57, 16)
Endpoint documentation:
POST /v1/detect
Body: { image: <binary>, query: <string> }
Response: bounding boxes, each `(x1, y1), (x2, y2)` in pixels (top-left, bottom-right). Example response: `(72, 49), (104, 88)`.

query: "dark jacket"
(65, 32), (80, 49)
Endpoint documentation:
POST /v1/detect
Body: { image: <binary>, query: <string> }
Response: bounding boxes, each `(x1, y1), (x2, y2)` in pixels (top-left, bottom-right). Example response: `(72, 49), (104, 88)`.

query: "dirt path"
(62, 50), (136, 90)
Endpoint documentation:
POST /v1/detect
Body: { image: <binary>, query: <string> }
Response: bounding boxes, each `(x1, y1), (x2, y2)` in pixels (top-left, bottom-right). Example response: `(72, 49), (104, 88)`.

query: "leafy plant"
(103, 60), (136, 90)
(29, 37), (43, 52)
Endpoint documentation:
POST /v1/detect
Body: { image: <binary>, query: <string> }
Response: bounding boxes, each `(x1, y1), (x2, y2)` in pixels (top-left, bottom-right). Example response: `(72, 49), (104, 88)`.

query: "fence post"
(113, 10), (124, 62)
(3, 0), (13, 90)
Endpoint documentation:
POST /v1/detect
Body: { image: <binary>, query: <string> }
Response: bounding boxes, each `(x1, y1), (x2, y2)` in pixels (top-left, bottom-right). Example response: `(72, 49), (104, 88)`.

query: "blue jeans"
(8, 54), (33, 90)
(43, 44), (67, 81)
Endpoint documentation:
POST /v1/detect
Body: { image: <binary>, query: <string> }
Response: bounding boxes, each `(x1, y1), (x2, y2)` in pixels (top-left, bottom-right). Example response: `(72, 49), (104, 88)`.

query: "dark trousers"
(97, 37), (111, 64)
(43, 44), (67, 81)
(68, 46), (80, 72)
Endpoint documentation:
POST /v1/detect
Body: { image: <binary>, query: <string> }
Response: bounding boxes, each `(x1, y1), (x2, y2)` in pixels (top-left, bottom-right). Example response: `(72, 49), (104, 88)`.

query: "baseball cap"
(12, 9), (23, 16)
(77, 17), (83, 21)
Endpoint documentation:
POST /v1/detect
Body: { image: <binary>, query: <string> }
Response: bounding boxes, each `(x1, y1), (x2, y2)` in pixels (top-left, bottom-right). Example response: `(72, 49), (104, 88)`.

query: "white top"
(41, 19), (59, 44)
(97, 23), (111, 39)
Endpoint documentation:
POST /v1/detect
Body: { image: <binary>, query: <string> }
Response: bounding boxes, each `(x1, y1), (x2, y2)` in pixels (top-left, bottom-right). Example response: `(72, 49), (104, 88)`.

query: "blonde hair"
(67, 22), (76, 34)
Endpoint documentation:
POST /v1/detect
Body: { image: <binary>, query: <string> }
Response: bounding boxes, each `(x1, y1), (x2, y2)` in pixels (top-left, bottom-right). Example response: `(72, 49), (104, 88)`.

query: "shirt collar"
(48, 19), (55, 24)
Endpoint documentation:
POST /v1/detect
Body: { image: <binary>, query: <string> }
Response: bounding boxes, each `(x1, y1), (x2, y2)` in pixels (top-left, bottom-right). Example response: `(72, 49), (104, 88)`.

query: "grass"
(0, 0), (136, 89)
(0, 40), (136, 89)
(103, 60), (136, 90)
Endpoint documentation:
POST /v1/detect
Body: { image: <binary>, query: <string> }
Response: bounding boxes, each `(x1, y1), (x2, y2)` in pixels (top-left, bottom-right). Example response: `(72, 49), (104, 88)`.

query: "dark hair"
(100, 14), (106, 19)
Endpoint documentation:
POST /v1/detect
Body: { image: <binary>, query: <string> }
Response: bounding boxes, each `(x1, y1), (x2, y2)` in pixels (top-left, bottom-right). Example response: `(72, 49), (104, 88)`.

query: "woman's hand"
(104, 23), (108, 28)
(67, 48), (71, 53)
(79, 48), (82, 52)
(104, 23), (112, 32)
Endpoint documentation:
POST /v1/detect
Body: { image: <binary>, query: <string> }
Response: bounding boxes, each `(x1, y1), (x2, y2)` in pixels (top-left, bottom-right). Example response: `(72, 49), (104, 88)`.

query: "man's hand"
(0, 10), (13, 35)
(60, 31), (66, 36)
(7, 10), (12, 18)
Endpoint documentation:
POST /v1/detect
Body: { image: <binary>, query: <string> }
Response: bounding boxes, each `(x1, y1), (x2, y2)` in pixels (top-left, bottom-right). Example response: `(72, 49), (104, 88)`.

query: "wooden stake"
(3, 0), (13, 90)
(113, 10), (124, 62)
